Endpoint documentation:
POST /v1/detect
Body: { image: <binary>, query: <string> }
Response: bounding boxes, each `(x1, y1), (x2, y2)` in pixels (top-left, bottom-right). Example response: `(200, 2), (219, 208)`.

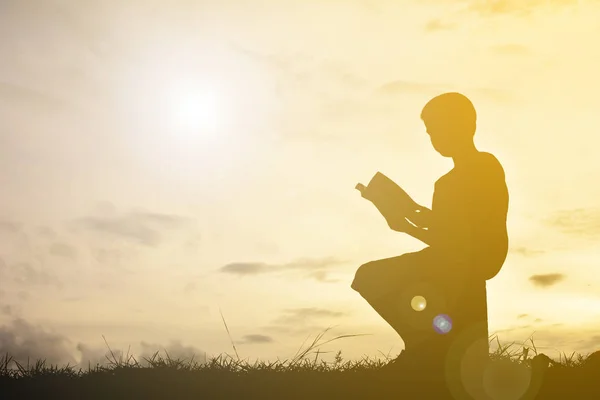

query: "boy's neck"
(451, 142), (479, 168)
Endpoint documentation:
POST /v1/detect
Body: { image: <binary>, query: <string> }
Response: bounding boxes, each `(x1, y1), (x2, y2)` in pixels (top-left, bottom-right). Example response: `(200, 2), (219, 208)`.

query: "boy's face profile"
(423, 118), (455, 158)
(420, 92), (477, 158)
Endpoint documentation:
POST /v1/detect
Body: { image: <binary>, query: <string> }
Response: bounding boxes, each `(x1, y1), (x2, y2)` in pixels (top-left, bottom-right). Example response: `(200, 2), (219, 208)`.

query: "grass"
(1, 329), (599, 399)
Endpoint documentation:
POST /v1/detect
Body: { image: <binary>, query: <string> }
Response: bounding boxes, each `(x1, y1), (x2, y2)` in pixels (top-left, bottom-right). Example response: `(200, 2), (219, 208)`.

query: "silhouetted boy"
(351, 92), (509, 384)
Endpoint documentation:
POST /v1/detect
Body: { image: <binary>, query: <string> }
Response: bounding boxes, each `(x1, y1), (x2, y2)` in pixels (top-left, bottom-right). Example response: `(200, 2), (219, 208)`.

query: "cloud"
(91, 247), (132, 267)
(513, 330), (593, 359)
(274, 308), (347, 325)
(306, 270), (339, 283)
(489, 44), (531, 55)
(74, 339), (208, 369)
(511, 246), (546, 257)
(139, 340), (207, 364)
(238, 334), (274, 344)
(0, 318), (76, 366)
(497, 325), (600, 357)
(284, 257), (346, 271)
(73, 209), (194, 247)
(76, 217), (160, 246)
(424, 19), (456, 32)
(11, 262), (61, 287)
(183, 282), (197, 295)
(578, 335), (600, 354)
(264, 308), (348, 337)
(17, 291), (29, 301)
(317, 98), (384, 120)
(264, 324), (325, 336)
(545, 208), (600, 237)
(77, 341), (141, 368)
(463, 0), (579, 16)
(75, 339), (208, 368)
(37, 226), (57, 238)
(230, 43), (370, 105)
(220, 262), (273, 275)
(219, 257), (345, 282)
(422, 0), (579, 17)
(1, 305), (14, 315)
(229, 42), (312, 75)
(132, 212), (192, 228)
(492, 324), (534, 335)
(0, 219), (21, 234)
(516, 314), (544, 323)
(62, 296), (83, 303)
(377, 80), (443, 96)
(75, 343), (118, 368)
(183, 233), (202, 252)
(0, 81), (68, 111)
(468, 87), (514, 103)
(529, 273), (565, 288)
(229, 41), (368, 93)
(376, 80), (513, 103)
(49, 242), (78, 259)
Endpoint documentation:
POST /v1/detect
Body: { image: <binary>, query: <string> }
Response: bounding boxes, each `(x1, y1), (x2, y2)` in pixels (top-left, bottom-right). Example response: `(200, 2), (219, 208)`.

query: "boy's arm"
(357, 180), (433, 228)
(402, 222), (434, 246)
(407, 205), (433, 228)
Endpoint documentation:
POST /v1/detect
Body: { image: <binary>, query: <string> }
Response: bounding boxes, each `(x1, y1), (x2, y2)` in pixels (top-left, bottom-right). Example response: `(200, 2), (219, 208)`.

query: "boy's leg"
(352, 254), (492, 393)
(351, 252), (451, 351)
(360, 288), (453, 376)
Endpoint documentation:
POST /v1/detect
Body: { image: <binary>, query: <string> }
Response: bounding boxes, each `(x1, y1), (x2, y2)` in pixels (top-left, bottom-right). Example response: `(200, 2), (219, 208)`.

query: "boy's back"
(430, 151), (509, 281)
(423, 151), (509, 356)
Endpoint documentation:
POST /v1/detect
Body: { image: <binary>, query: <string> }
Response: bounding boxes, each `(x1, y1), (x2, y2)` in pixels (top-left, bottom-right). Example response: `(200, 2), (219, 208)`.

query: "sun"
(170, 87), (221, 134)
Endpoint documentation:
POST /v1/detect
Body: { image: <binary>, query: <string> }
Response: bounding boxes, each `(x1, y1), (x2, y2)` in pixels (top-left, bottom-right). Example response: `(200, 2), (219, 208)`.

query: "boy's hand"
(387, 215), (414, 233)
(407, 207), (432, 229)
(389, 216), (433, 245)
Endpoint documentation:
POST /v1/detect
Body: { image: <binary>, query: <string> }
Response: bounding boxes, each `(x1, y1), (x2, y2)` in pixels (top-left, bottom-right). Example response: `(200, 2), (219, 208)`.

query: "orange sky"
(1, 0), (600, 366)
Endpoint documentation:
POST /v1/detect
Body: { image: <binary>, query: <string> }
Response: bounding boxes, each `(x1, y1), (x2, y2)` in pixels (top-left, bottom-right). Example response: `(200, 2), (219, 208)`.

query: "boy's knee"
(351, 261), (375, 292)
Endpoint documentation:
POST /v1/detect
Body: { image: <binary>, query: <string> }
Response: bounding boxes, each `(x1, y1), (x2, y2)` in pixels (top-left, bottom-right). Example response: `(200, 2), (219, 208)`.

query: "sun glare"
(171, 88), (221, 134)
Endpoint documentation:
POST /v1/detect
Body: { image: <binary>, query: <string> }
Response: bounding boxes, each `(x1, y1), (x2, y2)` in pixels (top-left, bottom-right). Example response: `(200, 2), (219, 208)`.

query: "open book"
(356, 172), (417, 225)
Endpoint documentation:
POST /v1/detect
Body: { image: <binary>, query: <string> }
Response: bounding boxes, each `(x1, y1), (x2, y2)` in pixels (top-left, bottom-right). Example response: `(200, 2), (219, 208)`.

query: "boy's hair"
(420, 92), (477, 136)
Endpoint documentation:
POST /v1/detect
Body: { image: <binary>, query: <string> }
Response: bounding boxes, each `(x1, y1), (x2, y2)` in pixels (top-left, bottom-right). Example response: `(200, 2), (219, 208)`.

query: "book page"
(358, 172), (416, 223)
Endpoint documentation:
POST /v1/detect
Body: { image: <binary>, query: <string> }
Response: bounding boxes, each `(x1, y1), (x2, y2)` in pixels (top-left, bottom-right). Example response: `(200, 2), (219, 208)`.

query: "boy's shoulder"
(476, 152), (505, 175)
(478, 151), (501, 164)
(435, 152), (504, 187)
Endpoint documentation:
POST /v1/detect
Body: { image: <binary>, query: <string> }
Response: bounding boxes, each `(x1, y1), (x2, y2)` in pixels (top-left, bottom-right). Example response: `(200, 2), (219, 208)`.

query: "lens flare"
(433, 314), (453, 334)
(411, 295), (427, 311)
(483, 358), (532, 400)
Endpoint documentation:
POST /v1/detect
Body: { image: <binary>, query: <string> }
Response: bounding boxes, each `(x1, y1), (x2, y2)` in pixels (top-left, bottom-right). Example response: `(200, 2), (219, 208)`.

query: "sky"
(1, 0), (600, 367)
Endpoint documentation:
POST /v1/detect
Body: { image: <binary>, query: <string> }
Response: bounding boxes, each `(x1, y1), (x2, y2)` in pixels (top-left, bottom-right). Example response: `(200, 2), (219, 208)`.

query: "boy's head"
(420, 92), (477, 157)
